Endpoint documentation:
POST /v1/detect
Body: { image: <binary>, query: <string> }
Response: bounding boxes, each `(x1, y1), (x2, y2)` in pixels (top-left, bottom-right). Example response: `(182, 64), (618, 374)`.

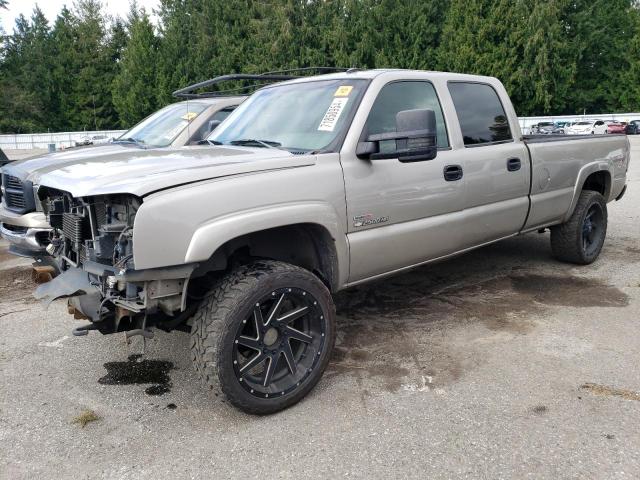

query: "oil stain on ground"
(510, 275), (629, 307)
(330, 269), (628, 395)
(98, 354), (173, 396)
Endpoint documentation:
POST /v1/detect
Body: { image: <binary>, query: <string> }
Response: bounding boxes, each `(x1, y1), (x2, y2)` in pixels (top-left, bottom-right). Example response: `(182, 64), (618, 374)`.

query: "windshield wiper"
(114, 137), (147, 148)
(229, 139), (281, 149)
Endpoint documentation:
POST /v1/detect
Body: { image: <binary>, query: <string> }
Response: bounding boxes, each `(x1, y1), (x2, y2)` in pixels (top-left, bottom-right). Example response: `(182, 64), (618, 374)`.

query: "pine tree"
(50, 6), (78, 130)
(620, 6), (640, 111)
(155, 0), (200, 105)
(70, 0), (116, 130)
(512, 0), (576, 115)
(564, 0), (637, 113)
(0, 8), (55, 131)
(112, 4), (159, 127)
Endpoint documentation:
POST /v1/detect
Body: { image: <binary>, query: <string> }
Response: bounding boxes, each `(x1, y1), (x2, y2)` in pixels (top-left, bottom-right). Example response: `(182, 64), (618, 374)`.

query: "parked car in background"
(553, 121), (572, 134)
(535, 121), (556, 134)
(605, 121), (626, 134)
(625, 120), (640, 135)
(0, 96), (245, 261)
(567, 120), (607, 135)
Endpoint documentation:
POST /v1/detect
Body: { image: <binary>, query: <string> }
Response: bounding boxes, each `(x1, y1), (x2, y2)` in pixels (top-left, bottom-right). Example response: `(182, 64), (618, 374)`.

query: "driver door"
(340, 81), (466, 283)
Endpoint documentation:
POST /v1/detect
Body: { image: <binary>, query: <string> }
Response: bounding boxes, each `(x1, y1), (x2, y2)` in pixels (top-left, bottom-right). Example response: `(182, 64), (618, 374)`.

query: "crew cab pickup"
(33, 70), (630, 414)
(0, 96), (243, 260)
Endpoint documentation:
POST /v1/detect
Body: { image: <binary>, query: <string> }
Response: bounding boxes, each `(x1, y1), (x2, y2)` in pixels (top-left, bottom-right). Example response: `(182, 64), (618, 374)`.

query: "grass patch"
(71, 409), (100, 428)
(581, 383), (640, 401)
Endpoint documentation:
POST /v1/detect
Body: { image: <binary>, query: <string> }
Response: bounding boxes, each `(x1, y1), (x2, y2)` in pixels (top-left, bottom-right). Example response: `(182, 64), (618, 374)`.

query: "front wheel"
(190, 260), (336, 414)
(550, 190), (607, 264)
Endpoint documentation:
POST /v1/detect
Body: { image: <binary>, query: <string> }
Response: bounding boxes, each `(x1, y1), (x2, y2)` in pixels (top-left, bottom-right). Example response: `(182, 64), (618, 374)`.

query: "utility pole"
(92, 94), (97, 131)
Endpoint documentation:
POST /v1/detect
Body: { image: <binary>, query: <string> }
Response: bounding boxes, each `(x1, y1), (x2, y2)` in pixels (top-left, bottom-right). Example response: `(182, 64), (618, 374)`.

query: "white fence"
(1, 111), (640, 149)
(0, 130), (126, 150)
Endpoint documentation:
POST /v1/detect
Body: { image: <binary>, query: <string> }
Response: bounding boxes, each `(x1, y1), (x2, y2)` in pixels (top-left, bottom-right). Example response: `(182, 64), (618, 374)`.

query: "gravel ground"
(1, 138), (639, 479)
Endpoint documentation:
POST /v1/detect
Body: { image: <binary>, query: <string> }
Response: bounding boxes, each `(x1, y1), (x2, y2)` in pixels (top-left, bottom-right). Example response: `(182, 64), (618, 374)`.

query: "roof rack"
(172, 67), (354, 99)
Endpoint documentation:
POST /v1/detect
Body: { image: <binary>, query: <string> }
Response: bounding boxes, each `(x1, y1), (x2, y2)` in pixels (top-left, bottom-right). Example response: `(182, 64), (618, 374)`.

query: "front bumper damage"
(34, 262), (199, 335)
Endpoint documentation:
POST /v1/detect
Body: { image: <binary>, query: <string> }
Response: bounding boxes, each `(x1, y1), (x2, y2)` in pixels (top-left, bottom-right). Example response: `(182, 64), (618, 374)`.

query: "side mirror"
(208, 119), (222, 132)
(192, 120), (223, 145)
(357, 109), (438, 162)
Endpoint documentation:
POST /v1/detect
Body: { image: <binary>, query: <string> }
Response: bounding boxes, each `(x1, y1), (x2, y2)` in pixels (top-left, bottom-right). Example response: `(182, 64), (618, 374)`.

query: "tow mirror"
(357, 108), (438, 162)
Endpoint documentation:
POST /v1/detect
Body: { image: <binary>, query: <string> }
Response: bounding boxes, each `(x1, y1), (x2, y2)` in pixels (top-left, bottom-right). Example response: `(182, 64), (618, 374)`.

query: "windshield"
(209, 79), (368, 152)
(575, 122), (591, 125)
(117, 101), (209, 147)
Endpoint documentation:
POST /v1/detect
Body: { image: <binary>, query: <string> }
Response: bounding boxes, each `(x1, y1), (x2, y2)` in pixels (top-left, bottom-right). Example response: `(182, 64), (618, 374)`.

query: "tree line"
(0, 0), (639, 134)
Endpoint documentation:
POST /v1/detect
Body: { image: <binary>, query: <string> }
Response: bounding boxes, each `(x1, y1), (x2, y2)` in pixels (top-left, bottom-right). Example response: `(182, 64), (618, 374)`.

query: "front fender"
(131, 155), (349, 285)
(184, 202), (348, 281)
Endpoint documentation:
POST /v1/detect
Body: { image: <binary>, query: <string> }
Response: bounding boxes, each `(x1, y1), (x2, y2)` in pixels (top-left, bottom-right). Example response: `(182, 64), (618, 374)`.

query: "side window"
(364, 81), (449, 151)
(448, 82), (512, 146)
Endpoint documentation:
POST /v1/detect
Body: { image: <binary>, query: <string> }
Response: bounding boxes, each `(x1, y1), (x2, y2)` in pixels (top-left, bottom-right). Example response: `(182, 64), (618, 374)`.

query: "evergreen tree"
(620, 7), (640, 111)
(0, 8), (55, 131)
(50, 6), (78, 130)
(155, 0), (199, 105)
(563, 0), (637, 113)
(112, 4), (159, 127)
(70, 0), (116, 130)
(513, 0), (576, 115)
(1, 0), (640, 133)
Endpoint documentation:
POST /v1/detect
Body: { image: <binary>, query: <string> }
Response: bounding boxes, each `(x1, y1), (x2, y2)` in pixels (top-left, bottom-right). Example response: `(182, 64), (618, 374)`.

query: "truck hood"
(3, 144), (140, 183)
(36, 146), (315, 197)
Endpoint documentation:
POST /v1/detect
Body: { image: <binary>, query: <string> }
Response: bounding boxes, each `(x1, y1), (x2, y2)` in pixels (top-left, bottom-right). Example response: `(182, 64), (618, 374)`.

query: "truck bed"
(521, 133), (629, 231)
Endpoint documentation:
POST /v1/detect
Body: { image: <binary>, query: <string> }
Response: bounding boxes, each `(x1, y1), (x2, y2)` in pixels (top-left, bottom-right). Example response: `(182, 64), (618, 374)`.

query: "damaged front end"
(35, 187), (197, 336)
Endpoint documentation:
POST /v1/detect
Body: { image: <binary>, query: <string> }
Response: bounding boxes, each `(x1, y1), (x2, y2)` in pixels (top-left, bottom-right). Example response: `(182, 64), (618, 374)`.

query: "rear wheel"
(550, 190), (607, 264)
(190, 260), (336, 414)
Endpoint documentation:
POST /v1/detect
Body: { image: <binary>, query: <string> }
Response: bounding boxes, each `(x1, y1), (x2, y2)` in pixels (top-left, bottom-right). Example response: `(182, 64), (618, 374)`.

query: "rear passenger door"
(447, 82), (530, 247)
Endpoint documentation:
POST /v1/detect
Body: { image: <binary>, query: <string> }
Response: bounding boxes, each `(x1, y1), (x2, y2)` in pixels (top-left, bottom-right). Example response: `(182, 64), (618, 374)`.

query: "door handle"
(507, 157), (521, 172)
(443, 164), (463, 181)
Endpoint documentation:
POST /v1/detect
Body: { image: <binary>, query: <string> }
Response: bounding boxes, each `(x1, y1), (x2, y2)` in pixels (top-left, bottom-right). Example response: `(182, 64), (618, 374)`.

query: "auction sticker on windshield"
(335, 85), (353, 97)
(318, 97), (349, 132)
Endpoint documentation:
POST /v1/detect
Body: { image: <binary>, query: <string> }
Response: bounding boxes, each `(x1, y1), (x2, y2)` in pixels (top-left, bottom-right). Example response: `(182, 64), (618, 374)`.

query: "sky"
(0, 0), (160, 32)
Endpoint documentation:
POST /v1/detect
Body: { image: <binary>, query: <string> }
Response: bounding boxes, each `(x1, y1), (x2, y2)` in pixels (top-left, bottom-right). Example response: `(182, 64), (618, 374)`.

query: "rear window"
(448, 82), (512, 146)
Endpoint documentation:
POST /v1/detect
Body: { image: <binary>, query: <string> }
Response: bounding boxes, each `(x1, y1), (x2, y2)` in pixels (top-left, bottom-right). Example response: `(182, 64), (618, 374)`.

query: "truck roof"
(275, 69), (500, 86)
(183, 95), (247, 105)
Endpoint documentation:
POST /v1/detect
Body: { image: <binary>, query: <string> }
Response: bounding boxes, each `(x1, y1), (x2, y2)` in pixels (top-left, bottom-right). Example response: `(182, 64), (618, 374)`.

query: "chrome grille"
(1, 174), (28, 212)
(5, 191), (26, 209)
(5, 175), (21, 190)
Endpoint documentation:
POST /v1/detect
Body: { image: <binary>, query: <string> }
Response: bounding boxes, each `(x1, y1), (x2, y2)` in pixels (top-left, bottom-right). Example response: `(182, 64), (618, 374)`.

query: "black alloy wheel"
(191, 260), (336, 414)
(581, 203), (604, 258)
(550, 190), (608, 264)
(232, 287), (327, 398)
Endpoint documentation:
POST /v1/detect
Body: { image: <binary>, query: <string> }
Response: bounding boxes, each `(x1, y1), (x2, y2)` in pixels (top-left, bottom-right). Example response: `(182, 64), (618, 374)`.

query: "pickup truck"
(0, 96), (243, 261)
(32, 70), (630, 414)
